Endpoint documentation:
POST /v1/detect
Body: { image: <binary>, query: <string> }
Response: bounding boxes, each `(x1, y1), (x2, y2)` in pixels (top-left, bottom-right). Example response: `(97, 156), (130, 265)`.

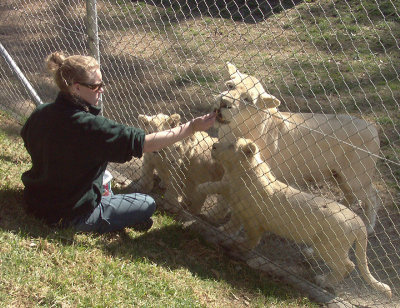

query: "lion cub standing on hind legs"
(138, 113), (179, 194)
(197, 138), (391, 298)
(138, 113), (224, 213)
(213, 62), (381, 234)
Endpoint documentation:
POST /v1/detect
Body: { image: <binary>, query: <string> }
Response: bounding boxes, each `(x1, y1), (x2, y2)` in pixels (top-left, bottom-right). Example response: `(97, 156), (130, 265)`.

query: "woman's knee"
(125, 193), (156, 216)
(144, 195), (156, 215)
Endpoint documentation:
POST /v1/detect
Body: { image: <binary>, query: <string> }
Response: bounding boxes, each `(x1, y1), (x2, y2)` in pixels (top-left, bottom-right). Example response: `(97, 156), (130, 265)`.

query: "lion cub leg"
(313, 240), (355, 288)
(219, 198), (263, 250)
(197, 181), (231, 218)
(211, 194), (230, 221)
(242, 230), (263, 250)
(355, 184), (380, 235)
(161, 168), (185, 212)
(162, 183), (182, 212)
(139, 154), (156, 193)
(219, 211), (242, 236)
(336, 168), (379, 234)
(197, 180), (228, 195)
(181, 179), (207, 214)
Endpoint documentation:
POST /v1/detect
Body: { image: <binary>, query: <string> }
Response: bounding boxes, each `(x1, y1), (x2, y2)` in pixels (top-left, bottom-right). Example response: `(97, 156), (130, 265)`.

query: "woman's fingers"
(191, 112), (216, 132)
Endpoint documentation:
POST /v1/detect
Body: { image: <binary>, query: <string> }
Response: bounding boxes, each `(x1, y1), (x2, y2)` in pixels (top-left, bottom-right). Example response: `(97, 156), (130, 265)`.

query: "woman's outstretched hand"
(189, 112), (216, 133)
(143, 112), (216, 153)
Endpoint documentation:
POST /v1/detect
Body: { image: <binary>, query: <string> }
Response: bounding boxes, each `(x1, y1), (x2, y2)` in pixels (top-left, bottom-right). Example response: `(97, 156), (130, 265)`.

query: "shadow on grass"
(0, 186), (299, 302)
(0, 112), (23, 137)
(101, 224), (296, 298)
(142, 0), (303, 24)
(0, 188), (77, 245)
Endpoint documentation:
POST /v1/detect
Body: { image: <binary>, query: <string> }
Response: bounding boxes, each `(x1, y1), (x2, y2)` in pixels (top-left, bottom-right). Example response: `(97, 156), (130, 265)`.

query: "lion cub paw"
(315, 274), (326, 287)
(315, 275), (336, 294)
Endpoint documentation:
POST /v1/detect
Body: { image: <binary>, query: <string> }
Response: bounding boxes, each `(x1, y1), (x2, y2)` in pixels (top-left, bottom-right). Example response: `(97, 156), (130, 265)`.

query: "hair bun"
(46, 52), (66, 73)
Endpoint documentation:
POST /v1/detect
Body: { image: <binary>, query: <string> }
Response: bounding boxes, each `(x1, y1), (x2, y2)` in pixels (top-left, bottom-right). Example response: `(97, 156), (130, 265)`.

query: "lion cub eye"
(243, 96), (252, 104)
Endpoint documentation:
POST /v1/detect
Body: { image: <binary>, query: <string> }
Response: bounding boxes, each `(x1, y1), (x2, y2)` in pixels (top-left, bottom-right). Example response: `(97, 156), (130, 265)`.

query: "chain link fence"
(1, 0), (399, 306)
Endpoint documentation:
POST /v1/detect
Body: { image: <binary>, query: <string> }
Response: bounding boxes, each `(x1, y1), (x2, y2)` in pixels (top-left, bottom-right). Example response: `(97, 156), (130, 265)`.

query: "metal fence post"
(86, 0), (102, 112)
(0, 41), (43, 106)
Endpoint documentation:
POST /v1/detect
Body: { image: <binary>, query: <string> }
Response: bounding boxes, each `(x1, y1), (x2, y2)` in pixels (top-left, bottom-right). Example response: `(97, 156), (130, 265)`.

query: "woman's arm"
(143, 113), (216, 153)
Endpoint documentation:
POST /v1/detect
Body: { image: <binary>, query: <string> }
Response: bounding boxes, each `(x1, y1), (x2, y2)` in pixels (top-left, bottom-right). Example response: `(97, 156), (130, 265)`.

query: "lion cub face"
(138, 113), (181, 134)
(213, 63), (280, 126)
(138, 113), (189, 165)
(212, 138), (259, 171)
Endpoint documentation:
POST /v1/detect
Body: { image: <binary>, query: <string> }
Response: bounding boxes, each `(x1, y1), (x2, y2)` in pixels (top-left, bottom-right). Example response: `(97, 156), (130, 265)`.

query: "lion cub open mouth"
(214, 108), (230, 124)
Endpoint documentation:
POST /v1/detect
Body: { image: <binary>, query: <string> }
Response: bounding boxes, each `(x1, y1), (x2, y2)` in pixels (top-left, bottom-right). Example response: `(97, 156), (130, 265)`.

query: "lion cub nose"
(213, 108), (221, 116)
(220, 101), (227, 108)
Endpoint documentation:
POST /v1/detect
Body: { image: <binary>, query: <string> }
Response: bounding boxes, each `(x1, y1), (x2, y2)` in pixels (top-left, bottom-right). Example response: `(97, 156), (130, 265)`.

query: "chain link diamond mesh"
(1, 0), (399, 306)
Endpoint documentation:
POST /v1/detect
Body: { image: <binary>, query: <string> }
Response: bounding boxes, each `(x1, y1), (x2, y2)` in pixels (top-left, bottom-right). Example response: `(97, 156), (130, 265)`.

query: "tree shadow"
(1, 0), (304, 126)
(0, 188), (77, 245)
(141, 0), (304, 24)
(99, 53), (217, 125)
(0, 119), (22, 138)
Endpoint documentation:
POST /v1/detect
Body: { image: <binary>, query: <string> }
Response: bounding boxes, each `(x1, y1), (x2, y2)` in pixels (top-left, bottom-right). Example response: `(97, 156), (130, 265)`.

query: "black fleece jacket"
(21, 92), (145, 225)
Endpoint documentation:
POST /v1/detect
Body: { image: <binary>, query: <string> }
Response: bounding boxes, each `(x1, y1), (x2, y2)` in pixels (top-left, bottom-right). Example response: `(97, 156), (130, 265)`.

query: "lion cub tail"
(354, 227), (392, 298)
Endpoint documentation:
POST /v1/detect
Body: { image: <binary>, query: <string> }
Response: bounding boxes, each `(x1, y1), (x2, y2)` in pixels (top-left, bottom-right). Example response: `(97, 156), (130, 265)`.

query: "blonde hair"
(46, 52), (100, 92)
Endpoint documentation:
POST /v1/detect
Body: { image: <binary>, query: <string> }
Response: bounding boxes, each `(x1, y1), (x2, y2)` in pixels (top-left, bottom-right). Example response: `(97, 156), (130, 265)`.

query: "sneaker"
(131, 218), (153, 232)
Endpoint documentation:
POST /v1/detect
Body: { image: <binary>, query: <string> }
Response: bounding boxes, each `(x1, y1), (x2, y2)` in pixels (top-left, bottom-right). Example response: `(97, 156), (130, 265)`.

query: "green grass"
(280, 0), (400, 111)
(0, 110), (316, 307)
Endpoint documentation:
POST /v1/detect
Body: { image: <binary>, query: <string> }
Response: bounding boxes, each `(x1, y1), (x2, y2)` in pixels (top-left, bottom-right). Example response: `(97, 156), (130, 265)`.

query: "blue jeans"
(70, 193), (156, 234)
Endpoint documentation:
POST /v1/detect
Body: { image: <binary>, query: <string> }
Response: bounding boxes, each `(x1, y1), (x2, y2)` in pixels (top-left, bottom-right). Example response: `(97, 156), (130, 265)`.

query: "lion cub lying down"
(197, 138), (391, 297)
(138, 113), (224, 213)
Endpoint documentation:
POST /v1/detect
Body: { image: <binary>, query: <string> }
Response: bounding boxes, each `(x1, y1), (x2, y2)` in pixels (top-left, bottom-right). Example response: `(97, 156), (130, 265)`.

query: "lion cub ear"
(227, 62), (241, 79)
(138, 114), (148, 125)
(241, 140), (259, 158)
(257, 93), (281, 109)
(168, 113), (181, 128)
(225, 80), (236, 89)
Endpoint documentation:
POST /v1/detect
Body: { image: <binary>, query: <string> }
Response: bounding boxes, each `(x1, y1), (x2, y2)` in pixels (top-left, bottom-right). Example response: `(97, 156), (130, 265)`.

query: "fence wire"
(1, 0), (399, 306)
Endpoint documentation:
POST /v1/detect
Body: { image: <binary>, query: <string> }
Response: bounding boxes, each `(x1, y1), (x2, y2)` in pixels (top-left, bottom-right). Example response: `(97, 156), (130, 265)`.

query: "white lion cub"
(213, 63), (381, 234)
(198, 138), (391, 297)
(138, 113), (224, 213)
(138, 113), (181, 193)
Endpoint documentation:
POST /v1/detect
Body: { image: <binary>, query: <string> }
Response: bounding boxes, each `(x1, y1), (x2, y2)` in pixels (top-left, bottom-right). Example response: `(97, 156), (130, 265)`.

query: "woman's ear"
(70, 83), (80, 96)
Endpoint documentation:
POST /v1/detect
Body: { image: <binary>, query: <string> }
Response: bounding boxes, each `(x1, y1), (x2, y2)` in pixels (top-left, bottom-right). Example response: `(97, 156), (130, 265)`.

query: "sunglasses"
(78, 81), (105, 91)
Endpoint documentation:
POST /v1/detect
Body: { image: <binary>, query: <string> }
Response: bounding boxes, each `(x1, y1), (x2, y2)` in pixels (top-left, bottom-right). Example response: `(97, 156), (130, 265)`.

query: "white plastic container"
(102, 170), (113, 196)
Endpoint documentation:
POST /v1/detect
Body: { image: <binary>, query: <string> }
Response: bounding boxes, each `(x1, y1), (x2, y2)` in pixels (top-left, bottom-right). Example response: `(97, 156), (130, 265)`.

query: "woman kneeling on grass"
(21, 52), (216, 234)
